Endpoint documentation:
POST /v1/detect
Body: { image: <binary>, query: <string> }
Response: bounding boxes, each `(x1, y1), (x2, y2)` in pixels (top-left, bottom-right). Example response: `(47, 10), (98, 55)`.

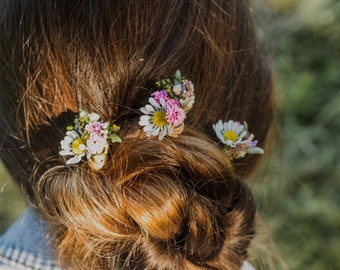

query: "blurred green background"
(0, 0), (339, 269)
(250, 0), (340, 269)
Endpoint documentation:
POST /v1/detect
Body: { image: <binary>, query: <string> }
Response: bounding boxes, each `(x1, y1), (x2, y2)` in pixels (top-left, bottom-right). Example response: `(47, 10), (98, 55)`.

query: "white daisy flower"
(139, 97), (173, 140)
(213, 119), (264, 159)
(59, 130), (86, 164)
(213, 120), (249, 148)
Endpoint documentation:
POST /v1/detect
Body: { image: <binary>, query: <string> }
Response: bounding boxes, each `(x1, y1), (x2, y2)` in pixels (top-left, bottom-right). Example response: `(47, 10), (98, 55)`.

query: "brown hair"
(0, 0), (274, 269)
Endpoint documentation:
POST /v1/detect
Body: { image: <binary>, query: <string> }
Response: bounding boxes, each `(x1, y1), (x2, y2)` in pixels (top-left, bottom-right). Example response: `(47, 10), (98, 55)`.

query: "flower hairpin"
(59, 110), (121, 170)
(213, 120), (264, 159)
(139, 70), (195, 140)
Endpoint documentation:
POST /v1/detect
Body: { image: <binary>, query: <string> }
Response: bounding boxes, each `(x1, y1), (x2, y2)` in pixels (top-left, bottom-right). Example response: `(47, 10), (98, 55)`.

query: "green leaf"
(108, 133), (122, 143)
(174, 69), (182, 83)
(246, 146), (264, 154)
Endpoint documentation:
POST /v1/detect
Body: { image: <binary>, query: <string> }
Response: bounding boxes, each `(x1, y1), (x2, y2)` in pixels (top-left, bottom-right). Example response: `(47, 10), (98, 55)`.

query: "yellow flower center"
(223, 130), (238, 142)
(72, 138), (86, 155)
(152, 111), (167, 127)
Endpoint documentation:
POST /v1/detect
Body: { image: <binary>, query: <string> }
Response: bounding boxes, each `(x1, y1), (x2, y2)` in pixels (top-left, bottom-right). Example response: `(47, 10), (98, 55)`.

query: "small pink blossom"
(182, 80), (194, 98)
(84, 122), (105, 135)
(152, 90), (169, 104)
(86, 133), (107, 155)
(165, 99), (185, 127)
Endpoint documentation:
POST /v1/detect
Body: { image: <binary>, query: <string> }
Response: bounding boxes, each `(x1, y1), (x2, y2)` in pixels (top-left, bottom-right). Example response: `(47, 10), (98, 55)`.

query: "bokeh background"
(0, 0), (339, 269)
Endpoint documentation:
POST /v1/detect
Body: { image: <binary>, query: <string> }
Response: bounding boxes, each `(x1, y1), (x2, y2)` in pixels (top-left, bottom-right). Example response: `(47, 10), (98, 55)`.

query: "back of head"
(0, 0), (274, 269)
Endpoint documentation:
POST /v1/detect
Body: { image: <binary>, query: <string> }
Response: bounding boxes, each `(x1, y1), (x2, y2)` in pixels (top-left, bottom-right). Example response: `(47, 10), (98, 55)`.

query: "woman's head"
(0, 0), (274, 269)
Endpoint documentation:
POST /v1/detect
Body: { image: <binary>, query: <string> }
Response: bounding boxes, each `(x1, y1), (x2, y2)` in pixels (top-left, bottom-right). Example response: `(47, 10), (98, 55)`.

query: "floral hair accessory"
(213, 120), (264, 159)
(59, 110), (121, 170)
(139, 70), (195, 140)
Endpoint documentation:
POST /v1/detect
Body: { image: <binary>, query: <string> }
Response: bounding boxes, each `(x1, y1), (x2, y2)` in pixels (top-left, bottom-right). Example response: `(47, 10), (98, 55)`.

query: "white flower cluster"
(139, 70), (195, 140)
(59, 110), (121, 170)
(213, 120), (264, 159)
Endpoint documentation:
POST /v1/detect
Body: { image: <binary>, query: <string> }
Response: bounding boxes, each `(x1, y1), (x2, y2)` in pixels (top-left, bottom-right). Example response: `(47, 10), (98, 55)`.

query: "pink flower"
(86, 133), (107, 155)
(84, 122), (105, 135)
(182, 80), (194, 98)
(165, 99), (185, 127)
(152, 90), (169, 104)
(84, 121), (109, 155)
